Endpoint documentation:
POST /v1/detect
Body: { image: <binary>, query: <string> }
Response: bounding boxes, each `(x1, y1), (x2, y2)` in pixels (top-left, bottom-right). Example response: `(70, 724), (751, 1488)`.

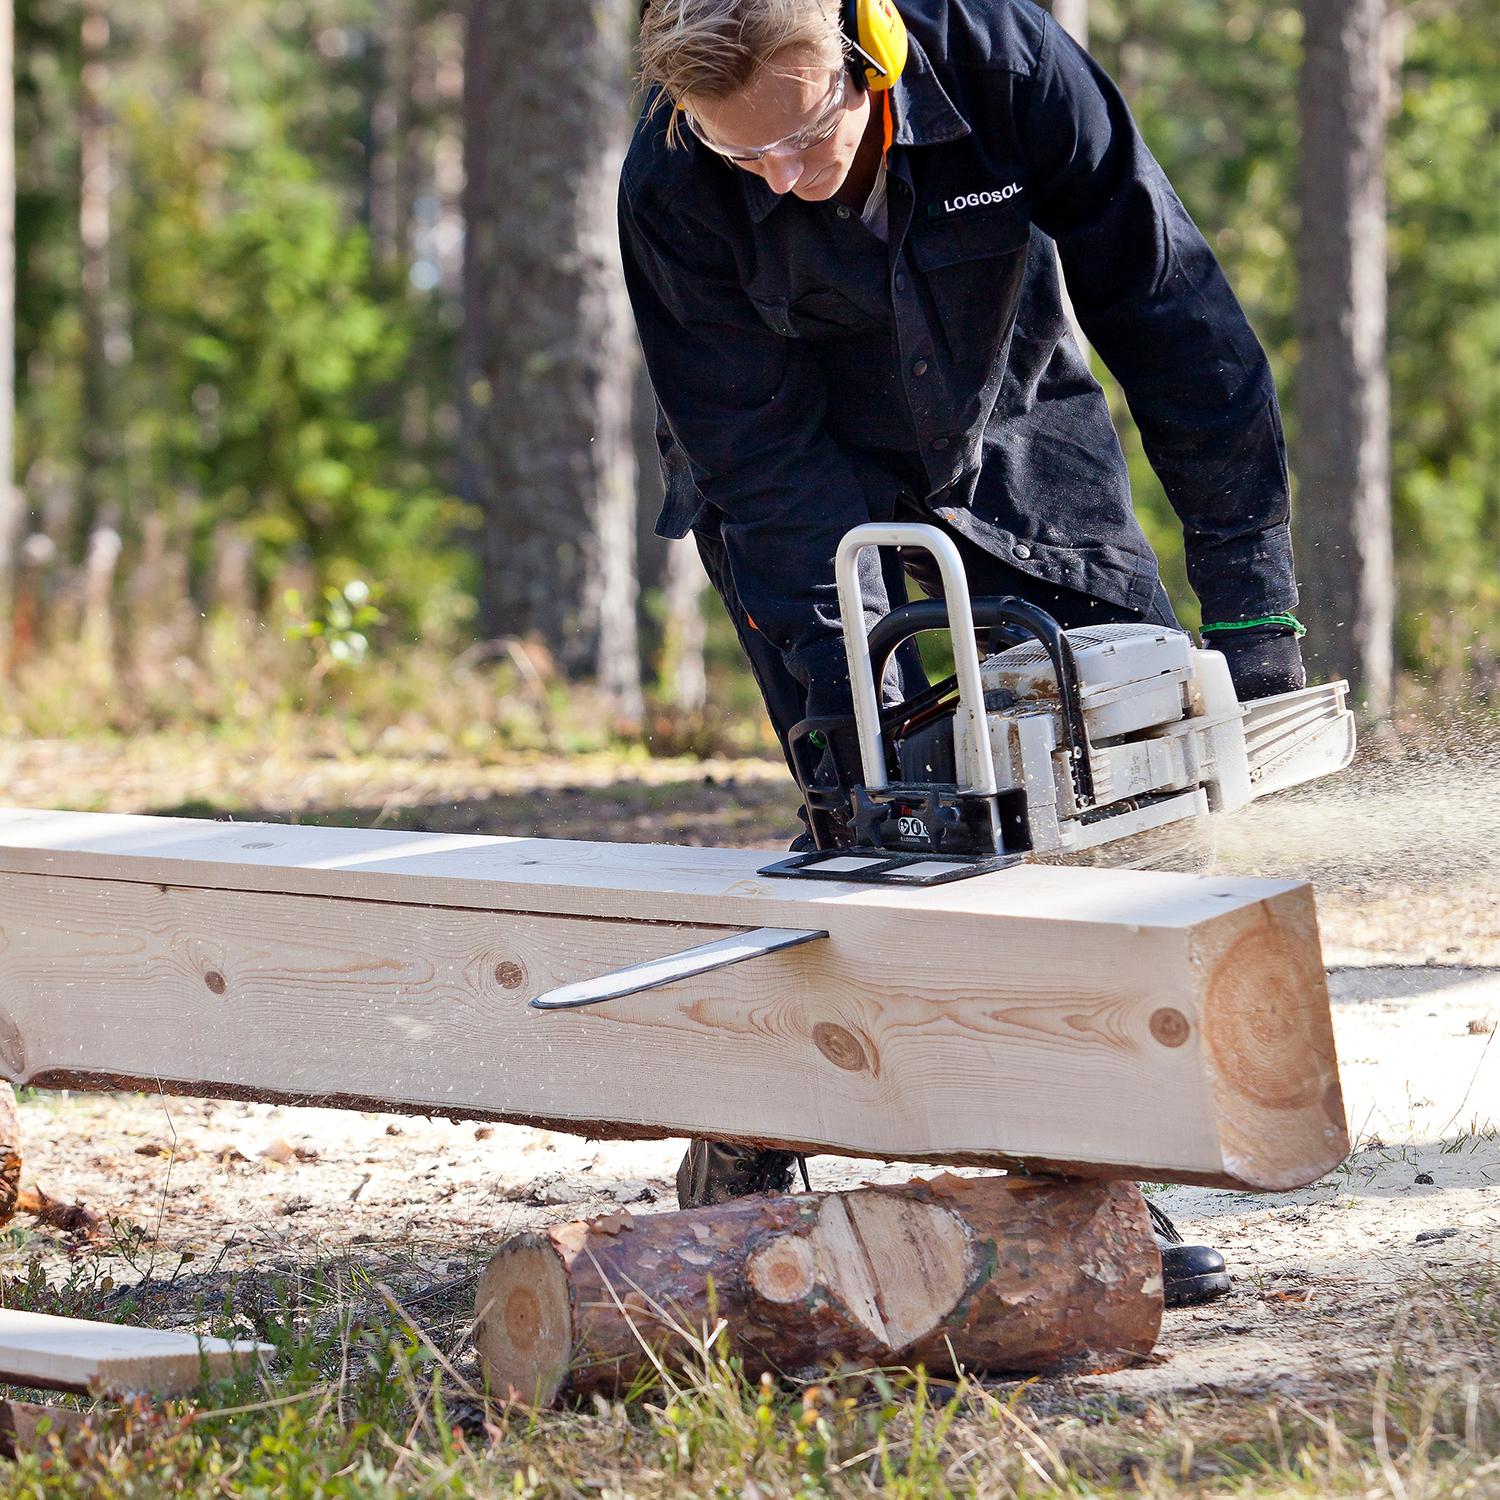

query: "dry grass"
(1, 1246), (1495, 1497)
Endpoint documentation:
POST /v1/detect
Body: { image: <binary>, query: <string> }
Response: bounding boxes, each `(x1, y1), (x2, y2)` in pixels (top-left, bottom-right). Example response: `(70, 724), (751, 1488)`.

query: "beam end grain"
(1196, 885), (1350, 1190)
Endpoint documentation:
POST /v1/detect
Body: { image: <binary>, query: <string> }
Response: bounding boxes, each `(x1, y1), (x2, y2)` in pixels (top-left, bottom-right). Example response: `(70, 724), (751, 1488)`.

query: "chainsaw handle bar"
(834, 523), (1096, 808)
(836, 525), (997, 796)
(866, 596), (1097, 809)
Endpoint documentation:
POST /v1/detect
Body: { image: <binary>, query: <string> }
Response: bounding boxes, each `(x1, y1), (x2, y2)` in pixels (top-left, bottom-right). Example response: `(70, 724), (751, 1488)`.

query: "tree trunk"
(77, 0), (114, 553)
(1042, 2), (1088, 358)
(659, 537), (707, 714)
(1294, 0), (1394, 718)
(460, 0), (642, 721)
(367, 0), (415, 267)
(1046, 0), (1087, 49)
(0, 0), (18, 672)
(474, 1175), (1161, 1406)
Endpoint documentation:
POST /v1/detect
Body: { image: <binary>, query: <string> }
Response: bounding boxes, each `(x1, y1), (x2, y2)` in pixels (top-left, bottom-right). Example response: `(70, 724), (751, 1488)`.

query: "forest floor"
(0, 728), (1497, 1496)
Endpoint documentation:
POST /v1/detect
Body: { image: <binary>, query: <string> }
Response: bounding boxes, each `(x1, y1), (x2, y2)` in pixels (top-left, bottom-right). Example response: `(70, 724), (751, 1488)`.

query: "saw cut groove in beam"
(0, 810), (1349, 1189)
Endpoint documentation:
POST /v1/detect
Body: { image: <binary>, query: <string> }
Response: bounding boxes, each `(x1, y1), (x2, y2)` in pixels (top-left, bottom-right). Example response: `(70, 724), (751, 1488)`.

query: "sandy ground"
(2, 736), (1498, 1406)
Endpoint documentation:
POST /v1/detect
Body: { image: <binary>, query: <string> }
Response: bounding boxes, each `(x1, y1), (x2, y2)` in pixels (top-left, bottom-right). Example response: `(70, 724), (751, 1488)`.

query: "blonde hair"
(639, 0), (846, 143)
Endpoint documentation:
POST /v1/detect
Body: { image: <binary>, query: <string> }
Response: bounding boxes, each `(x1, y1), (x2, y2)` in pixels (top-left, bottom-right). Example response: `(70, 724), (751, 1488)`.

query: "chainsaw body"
(761, 524), (1356, 887)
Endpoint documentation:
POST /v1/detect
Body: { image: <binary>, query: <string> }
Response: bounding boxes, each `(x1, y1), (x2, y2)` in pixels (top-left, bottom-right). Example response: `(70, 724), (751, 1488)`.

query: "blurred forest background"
(0, 0), (1494, 763)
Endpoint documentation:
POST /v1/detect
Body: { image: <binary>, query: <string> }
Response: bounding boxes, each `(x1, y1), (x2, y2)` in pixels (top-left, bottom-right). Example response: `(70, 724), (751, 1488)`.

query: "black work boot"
(676, 1139), (798, 1210)
(1149, 1199), (1231, 1308)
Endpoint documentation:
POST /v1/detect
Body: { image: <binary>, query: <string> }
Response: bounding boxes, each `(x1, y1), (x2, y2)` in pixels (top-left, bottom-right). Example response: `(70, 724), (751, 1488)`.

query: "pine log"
(0, 1085), (97, 1234)
(0, 1084), (20, 1225)
(0, 1400), (88, 1461)
(474, 1175), (1161, 1406)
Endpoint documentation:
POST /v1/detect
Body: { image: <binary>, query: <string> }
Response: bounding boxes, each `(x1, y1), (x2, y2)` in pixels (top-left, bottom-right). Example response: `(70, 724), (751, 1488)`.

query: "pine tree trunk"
(77, 0), (113, 553)
(1294, 0), (1394, 718)
(0, 0), (17, 676)
(475, 1175), (1161, 1406)
(660, 538), (707, 714)
(368, 0), (415, 267)
(1043, 1), (1089, 356)
(460, 0), (642, 719)
(1047, 0), (1088, 49)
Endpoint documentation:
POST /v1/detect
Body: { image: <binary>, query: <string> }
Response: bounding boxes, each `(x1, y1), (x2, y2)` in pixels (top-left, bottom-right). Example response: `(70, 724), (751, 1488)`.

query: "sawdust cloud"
(1216, 710), (1500, 893)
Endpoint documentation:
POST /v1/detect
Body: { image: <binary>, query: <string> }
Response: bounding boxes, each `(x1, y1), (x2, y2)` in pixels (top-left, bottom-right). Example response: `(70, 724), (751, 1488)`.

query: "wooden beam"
(0, 809), (1348, 1189)
(0, 1310), (271, 1396)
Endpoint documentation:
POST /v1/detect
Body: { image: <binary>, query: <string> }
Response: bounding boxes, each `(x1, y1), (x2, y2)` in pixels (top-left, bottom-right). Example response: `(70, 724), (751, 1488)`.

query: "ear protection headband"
(841, 0), (908, 92)
(639, 2), (908, 94)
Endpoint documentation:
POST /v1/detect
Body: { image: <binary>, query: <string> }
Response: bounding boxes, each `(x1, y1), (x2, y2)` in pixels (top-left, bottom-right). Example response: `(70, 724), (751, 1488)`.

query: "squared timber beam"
(0, 809), (1348, 1190)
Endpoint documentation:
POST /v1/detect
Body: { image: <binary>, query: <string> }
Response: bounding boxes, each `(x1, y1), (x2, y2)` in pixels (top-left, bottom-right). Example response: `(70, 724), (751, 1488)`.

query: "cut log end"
(474, 1233), (574, 1408)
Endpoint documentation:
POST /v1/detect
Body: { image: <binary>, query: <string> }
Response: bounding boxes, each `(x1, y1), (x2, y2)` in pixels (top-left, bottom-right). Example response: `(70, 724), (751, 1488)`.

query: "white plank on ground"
(0, 1309), (272, 1395)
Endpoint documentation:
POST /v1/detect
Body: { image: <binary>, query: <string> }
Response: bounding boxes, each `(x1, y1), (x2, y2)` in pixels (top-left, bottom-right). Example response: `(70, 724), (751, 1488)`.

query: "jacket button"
(1012, 543), (1032, 560)
(931, 436), (950, 451)
(894, 272), (908, 291)
(912, 359), (929, 377)
(835, 205), (851, 220)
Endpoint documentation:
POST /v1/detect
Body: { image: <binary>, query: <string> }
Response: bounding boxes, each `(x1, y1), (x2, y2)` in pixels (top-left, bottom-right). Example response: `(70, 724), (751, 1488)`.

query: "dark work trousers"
(693, 496), (1180, 782)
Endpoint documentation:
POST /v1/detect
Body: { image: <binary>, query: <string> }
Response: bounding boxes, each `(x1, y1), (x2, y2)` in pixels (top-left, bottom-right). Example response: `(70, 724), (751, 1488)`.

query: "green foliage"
(283, 578), (386, 672)
(1088, 1), (1499, 676)
(1387, 0), (1500, 678)
(121, 106), (474, 636)
(5, 0), (1495, 721)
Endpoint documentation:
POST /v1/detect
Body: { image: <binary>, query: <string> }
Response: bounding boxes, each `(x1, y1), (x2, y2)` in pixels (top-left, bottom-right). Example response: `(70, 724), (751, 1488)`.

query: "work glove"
(1202, 620), (1307, 702)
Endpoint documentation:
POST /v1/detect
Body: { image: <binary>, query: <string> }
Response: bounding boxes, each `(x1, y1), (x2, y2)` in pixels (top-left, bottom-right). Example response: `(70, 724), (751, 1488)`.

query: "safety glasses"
(684, 68), (848, 163)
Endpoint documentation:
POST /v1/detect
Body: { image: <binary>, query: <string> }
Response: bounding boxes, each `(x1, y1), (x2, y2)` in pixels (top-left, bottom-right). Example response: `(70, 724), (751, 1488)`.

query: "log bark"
(0, 1400), (88, 1461)
(474, 1175), (1161, 1406)
(0, 1084), (96, 1235)
(0, 1084), (21, 1226)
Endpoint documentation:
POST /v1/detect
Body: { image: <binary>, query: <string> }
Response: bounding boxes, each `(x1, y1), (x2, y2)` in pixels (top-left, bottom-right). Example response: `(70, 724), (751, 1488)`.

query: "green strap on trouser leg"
(1200, 613), (1306, 638)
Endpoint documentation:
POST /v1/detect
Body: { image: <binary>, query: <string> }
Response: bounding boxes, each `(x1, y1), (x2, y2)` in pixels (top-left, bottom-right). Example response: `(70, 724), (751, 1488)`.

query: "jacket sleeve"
(619, 166), (883, 703)
(1017, 14), (1297, 625)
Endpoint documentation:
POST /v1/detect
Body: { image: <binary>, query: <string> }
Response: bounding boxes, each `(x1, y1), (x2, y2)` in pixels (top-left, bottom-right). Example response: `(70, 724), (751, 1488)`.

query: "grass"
(1, 1233), (1495, 1498)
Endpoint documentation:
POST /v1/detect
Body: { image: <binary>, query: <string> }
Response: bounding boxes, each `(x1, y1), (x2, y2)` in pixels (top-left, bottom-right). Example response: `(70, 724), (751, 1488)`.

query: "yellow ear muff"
(847, 0), (907, 92)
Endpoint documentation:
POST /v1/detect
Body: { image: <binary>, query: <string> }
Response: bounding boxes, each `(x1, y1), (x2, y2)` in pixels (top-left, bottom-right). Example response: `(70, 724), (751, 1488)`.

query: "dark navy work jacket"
(619, 0), (1297, 696)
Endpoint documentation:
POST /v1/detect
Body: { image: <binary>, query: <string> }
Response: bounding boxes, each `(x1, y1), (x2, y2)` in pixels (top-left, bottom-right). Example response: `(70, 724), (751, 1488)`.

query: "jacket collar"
(740, 30), (970, 223)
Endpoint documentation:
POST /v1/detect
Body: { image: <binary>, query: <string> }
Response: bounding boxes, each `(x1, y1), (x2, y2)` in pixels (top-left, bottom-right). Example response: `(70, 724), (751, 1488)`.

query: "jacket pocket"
(910, 204), (1031, 271)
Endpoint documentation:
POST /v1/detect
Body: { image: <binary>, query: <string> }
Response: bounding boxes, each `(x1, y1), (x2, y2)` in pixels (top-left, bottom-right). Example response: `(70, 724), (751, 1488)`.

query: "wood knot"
(1149, 1007), (1191, 1048)
(504, 1287), (540, 1352)
(495, 961), (526, 991)
(204, 971), (227, 996)
(812, 1022), (869, 1073)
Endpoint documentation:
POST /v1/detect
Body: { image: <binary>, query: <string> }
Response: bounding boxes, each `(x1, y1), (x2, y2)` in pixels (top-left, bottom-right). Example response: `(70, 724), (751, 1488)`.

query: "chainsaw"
(759, 523), (1356, 887)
